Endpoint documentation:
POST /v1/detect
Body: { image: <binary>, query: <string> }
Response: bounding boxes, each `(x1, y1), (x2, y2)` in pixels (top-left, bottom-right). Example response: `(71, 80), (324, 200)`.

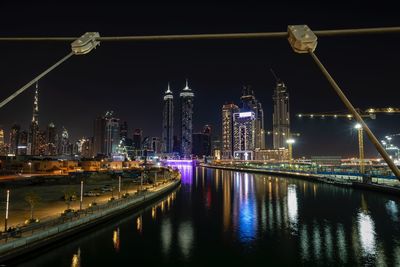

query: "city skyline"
(1, 3), (400, 266)
(1, 2), (400, 157)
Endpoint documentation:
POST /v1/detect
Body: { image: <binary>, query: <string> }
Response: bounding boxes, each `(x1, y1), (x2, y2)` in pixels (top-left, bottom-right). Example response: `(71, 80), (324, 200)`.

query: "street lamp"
(118, 176), (121, 199)
(355, 123), (365, 175)
(286, 139), (295, 162)
(28, 162), (32, 174)
(4, 190), (10, 232)
(80, 180), (83, 210)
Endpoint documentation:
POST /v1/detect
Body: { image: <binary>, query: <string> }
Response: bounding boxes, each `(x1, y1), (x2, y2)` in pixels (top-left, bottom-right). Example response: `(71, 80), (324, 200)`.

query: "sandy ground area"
(0, 173), (165, 229)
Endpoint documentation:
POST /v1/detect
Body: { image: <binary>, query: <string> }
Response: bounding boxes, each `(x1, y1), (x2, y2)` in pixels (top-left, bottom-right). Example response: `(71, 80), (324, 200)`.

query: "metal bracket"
(71, 32), (100, 55)
(287, 25), (317, 53)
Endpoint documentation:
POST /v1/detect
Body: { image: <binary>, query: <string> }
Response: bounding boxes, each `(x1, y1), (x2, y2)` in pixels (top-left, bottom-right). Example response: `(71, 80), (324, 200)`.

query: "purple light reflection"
(163, 161), (194, 184)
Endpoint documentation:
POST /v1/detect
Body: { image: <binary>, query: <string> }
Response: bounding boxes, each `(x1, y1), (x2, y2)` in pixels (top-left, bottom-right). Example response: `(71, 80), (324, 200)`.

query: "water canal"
(17, 165), (400, 266)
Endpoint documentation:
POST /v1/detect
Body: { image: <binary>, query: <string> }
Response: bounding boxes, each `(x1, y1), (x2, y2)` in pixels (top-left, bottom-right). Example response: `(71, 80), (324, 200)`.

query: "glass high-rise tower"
(162, 83), (174, 153)
(180, 80), (194, 159)
(222, 103), (239, 159)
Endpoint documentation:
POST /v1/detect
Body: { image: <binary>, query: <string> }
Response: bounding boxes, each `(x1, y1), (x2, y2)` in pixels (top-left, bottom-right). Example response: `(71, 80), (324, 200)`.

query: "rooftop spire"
(183, 78), (191, 91)
(164, 82), (173, 100)
(165, 82), (172, 94)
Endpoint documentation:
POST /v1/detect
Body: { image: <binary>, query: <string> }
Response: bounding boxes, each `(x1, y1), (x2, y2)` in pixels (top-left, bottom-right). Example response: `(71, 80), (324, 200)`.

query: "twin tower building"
(163, 78), (290, 160)
(162, 80), (194, 159)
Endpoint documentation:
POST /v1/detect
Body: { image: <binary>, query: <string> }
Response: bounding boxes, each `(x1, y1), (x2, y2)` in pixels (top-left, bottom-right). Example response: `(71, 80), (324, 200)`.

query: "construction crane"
(297, 107), (400, 120)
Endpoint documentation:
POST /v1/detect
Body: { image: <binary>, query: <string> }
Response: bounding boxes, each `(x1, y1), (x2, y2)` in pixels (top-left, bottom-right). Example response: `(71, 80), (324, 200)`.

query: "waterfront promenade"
(0, 172), (181, 263)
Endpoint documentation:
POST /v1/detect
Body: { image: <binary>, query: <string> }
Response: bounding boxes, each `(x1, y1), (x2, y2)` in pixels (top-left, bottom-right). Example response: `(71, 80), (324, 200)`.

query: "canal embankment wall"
(201, 164), (400, 197)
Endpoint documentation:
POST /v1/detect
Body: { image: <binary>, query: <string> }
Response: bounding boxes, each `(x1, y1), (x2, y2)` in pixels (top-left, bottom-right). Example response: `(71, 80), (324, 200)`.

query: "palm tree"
(63, 189), (76, 211)
(24, 192), (40, 221)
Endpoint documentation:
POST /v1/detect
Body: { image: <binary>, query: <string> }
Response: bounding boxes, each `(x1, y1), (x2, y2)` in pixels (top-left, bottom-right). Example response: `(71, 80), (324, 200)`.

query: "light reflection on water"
(178, 221), (194, 259)
(287, 184), (298, 232)
(358, 211), (376, 257)
(20, 166), (400, 266)
(70, 248), (80, 267)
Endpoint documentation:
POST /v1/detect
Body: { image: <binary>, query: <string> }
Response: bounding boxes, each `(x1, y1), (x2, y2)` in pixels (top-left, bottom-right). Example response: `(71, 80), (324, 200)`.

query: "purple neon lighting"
(164, 159), (194, 163)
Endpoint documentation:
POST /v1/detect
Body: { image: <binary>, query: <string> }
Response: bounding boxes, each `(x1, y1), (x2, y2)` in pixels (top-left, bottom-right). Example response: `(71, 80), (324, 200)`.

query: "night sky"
(1, 2), (400, 157)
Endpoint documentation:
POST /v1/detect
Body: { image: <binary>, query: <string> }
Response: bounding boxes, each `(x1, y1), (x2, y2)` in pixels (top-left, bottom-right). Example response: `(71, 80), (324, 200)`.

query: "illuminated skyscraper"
(272, 79), (290, 149)
(46, 122), (57, 156)
(222, 103), (239, 159)
(233, 111), (256, 160)
(0, 128), (6, 156)
(93, 111), (120, 157)
(180, 80), (194, 159)
(59, 127), (71, 155)
(162, 83), (174, 153)
(240, 86), (265, 149)
(28, 82), (40, 155)
(104, 111), (120, 156)
(0, 128), (4, 145)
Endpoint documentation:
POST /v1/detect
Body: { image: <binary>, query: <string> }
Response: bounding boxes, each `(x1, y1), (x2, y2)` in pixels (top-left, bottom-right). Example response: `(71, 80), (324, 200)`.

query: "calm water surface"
(17, 166), (400, 266)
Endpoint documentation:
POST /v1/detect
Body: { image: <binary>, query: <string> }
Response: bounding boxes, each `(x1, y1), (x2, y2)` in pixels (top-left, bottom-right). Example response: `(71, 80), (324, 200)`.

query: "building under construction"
(272, 73), (290, 149)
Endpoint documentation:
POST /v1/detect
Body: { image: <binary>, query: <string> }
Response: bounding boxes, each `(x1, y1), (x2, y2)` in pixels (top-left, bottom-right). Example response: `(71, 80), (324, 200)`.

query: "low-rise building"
(254, 148), (289, 161)
(123, 161), (140, 169)
(80, 161), (101, 172)
(37, 160), (63, 172)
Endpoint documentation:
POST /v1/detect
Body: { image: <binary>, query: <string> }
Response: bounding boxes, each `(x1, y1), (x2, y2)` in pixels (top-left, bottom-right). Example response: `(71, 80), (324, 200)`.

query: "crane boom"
(296, 113), (374, 119)
(297, 107), (400, 120)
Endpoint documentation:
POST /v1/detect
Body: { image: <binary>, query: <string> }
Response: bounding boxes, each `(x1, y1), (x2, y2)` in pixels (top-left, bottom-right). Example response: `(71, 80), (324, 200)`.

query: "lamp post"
(118, 176), (121, 199)
(355, 123), (365, 175)
(4, 190), (9, 232)
(286, 139), (295, 162)
(28, 162), (32, 174)
(80, 180), (83, 210)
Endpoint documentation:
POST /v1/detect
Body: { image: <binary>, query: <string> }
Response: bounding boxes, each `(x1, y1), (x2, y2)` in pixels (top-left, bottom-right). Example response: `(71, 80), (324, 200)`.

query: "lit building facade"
(222, 103), (239, 159)
(240, 86), (265, 150)
(180, 80), (194, 159)
(272, 80), (290, 149)
(0, 128), (6, 156)
(104, 111), (120, 156)
(45, 122), (57, 156)
(59, 127), (72, 156)
(93, 111), (120, 157)
(162, 83), (174, 153)
(254, 148), (289, 161)
(233, 111), (256, 160)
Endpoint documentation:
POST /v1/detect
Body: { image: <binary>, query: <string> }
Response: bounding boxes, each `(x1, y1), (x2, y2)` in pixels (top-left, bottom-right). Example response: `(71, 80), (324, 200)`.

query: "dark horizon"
(1, 2), (400, 158)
